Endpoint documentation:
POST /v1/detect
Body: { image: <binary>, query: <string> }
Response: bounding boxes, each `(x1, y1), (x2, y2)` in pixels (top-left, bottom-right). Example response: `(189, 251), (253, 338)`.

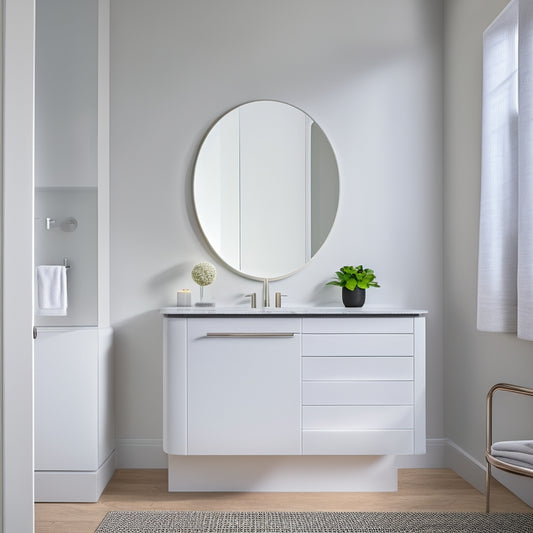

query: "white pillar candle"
(176, 289), (191, 307)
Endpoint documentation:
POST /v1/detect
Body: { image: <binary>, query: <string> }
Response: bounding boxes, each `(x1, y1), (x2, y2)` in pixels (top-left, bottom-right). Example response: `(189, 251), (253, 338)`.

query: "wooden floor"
(35, 468), (532, 533)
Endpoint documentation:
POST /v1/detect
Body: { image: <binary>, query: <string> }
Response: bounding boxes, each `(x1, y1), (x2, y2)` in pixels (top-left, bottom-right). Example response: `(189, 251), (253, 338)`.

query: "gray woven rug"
(95, 510), (533, 533)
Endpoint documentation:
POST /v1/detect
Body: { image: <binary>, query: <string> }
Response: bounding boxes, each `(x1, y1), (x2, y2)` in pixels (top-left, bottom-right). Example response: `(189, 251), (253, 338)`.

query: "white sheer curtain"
(478, 0), (533, 340)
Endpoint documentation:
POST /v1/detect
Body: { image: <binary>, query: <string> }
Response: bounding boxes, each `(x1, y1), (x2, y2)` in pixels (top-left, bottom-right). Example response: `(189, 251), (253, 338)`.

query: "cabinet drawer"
(303, 406), (413, 430)
(188, 317), (301, 339)
(303, 381), (413, 405)
(302, 334), (413, 356)
(303, 317), (413, 334)
(303, 357), (413, 381)
(303, 429), (414, 455)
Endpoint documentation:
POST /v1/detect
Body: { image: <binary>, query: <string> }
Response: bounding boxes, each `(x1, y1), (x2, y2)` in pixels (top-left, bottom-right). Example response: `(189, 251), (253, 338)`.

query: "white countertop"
(160, 306), (428, 316)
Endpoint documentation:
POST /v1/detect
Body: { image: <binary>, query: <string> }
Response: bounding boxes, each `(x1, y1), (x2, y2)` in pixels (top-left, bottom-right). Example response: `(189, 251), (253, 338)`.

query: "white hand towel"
(491, 440), (533, 468)
(37, 265), (68, 316)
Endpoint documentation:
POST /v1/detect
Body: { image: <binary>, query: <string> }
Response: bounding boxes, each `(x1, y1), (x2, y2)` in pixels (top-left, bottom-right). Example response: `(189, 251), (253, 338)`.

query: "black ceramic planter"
(342, 286), (366, 307)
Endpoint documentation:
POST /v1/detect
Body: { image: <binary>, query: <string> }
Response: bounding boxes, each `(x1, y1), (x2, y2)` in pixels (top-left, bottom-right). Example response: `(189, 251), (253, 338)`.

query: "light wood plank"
(35, 468), (532, 533)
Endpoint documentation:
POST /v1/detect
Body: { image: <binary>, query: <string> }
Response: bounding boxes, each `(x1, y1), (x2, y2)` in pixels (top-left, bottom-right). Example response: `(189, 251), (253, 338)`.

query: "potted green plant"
(326, 265), (380, 307)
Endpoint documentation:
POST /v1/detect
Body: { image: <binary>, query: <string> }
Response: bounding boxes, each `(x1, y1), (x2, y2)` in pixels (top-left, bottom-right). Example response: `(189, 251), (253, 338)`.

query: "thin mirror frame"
(192, 99), (340, 281)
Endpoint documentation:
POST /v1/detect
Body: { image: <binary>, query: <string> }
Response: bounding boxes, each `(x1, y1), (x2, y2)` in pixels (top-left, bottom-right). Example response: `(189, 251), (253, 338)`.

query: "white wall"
(34, 0), (100, 329)
(35, 0), (98, 188)
(444, 0), (533, 487)
(34, 189), (98, 326)
(110, 0), (444, 453)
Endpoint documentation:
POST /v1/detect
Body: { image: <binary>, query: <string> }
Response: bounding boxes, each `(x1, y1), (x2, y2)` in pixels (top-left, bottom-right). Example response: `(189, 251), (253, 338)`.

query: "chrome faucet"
(245, 293), (257, 308)
(263, 279), (270, 307)
(275, 292), (287, 308)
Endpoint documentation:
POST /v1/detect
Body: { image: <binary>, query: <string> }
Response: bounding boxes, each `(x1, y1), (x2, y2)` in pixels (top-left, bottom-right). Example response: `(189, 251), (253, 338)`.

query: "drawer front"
(303, 317), (413, 334)
(303, 356), (413, 381)
(303, 381), (413, 405)
(303, 405), (414, 430)
(188, 317), (301, 339)
(302, 334), (413, 356)
(303, 429), (414, 455)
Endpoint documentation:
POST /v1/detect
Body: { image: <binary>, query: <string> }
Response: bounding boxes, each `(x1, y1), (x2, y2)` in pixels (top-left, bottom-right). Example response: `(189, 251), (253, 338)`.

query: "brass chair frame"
(485, 382), (533, 512)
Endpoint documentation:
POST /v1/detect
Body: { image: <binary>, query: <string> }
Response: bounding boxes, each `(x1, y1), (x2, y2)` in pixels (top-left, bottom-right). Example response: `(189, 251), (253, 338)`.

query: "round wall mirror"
(193, 100), (339, 280)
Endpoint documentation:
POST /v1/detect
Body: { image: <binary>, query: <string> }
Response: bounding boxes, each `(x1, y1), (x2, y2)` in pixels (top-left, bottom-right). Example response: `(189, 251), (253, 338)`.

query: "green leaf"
(326, 264), (380, 290)
(345, 278), (357, 291)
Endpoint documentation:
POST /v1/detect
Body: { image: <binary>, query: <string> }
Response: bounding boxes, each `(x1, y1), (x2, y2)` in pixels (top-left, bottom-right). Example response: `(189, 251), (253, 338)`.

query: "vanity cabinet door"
(187, 318), (301, 455)
(34, 329), (99, 470)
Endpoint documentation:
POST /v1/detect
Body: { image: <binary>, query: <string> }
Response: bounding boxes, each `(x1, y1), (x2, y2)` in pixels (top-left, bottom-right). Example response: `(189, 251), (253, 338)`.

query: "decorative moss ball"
(191, 262), (217, 287)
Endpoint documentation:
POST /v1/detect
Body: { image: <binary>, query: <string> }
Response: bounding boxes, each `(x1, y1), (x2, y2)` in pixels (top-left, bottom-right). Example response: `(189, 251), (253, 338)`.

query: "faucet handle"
(275, 292), (287, 308)
(245, 293), (257, 308)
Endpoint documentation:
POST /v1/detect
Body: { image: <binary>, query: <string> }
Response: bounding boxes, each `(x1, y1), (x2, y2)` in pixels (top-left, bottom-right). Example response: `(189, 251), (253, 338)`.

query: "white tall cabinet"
(34, 328), (115, 502)
(162, 307), (426, 492)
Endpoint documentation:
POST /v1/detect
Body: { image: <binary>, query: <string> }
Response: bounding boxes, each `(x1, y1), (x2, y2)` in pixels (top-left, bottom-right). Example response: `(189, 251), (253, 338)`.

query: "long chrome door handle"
(33, 326), (37, 339)
(205, 332), (295, 338)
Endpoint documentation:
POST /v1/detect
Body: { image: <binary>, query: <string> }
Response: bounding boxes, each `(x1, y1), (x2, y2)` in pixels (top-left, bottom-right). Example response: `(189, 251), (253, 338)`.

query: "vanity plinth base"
(168, 455), (398, 492)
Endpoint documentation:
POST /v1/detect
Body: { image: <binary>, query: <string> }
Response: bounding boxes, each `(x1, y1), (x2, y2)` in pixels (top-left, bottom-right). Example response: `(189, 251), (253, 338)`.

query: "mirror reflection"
(194, 100), (339, 279)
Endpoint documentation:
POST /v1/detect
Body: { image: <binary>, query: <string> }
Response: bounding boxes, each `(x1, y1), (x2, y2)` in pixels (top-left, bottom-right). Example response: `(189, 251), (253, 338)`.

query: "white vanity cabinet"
(163, 309), (426, 462)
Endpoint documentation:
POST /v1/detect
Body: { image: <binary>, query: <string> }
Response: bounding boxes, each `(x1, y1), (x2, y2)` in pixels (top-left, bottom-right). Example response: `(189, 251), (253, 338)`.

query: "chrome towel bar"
(206, 332), (295, 338)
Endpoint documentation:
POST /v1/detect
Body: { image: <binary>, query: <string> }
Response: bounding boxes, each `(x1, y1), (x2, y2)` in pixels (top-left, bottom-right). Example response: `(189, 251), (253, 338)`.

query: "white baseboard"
(492, 468), (533, 507)
(444, 439), (486, 493)
(116, 438), (167, 468)
(35, 450), (116, 502)
(444, 439), (533, 508)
